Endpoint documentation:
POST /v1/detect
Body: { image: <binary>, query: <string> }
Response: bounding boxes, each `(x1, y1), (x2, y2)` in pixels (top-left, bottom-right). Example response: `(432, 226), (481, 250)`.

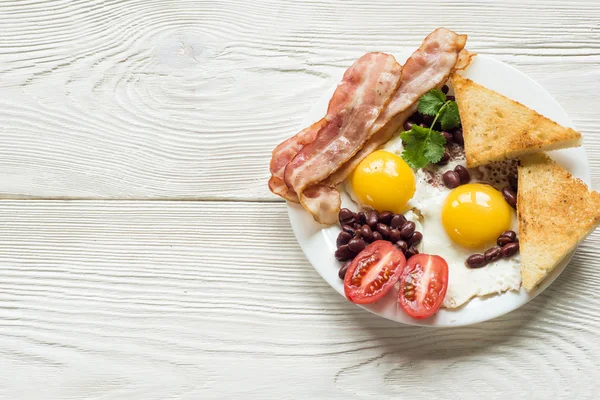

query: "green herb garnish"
(401, 88), (461, 169)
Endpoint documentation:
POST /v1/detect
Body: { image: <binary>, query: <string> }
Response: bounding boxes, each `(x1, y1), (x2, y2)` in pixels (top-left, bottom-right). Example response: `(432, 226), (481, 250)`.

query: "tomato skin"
(343, 241), (406, 304)
(398, 254), (449, 319)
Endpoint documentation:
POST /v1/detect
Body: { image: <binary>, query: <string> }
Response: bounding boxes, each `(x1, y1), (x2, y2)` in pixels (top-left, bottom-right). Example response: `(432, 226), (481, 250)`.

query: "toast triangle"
(451, 73), (582, 167)
(518, 154), (600, 291)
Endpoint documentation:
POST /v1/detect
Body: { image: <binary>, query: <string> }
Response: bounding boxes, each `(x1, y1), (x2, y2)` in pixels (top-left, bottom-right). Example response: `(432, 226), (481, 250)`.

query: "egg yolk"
(351, 150), (416, 214)
(442, 183), (512, 248)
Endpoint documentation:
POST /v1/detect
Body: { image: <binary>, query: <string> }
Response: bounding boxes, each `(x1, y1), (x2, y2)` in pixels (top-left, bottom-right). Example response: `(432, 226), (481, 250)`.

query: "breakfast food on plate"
(518, 154), (600, 291)
(269, 28), (599, 320)
(451, 73), (582, 167)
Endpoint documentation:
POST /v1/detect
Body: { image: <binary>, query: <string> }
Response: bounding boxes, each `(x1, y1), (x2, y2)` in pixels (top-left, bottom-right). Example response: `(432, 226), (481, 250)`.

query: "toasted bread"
(451, 74), (582, 167)
(518, 154), (600, 291)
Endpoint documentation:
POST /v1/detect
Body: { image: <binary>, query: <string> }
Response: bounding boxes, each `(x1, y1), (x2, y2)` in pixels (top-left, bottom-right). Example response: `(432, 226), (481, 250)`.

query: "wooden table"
(1, 1), (599, 398)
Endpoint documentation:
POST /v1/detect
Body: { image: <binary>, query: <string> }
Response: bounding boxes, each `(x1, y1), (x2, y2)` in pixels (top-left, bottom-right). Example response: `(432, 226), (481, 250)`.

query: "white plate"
(287, 54), (590, 327)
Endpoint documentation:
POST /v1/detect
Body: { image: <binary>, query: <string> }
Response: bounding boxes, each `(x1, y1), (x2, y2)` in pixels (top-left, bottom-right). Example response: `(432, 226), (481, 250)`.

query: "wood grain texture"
(0, 201), (599, 399)
(0, 0), (600, 198)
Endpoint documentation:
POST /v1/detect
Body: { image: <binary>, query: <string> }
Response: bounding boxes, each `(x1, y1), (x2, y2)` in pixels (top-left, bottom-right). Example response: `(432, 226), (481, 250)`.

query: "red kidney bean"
(422, 114), (434, 126)
(453, 128), (464, 146)
(399, 221), (416, 239)
(348, 238), (366, 254)
(500, 230), (517, 241)
(372, 231), (383, 241)
(390, 214), (406, 229)
(336, 231), (352, 248)
(454, 165), (470, 184)
(407, 231), (423, 247)
(378, 211), (393, 225)
(360, 225), (373, 242)
(353, 223), (362, 231)
(388, 229), (402, 243)
(338, 261), (351, 279)
(466, 254), (487, 268)
(501, 242), (519, 258)
(366, 211), (379, 228)
(441, 85), (449, 94)
(497, 236), (512, 247)
(342, 225), (356, 236)
(442, 170), (461, 189)
(441, 131), (454, 144)
(338, 208), (355, 226)
(376, 223), (390, 238)
(484, 246), (502, 262)
(395, 240), (408, 253)
(502, 187), (517, 209)
(355, 212), (366, 225)
(406, 246), (419, 258)
(446, 95), (455, 101)
(335, 245), (353, 262)
(403, 121), (414, 131)
(436, 150), (450, 166)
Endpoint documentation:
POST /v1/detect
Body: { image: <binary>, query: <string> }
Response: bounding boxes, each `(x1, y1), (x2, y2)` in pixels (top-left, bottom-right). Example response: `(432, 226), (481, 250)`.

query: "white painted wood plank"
(0, 0), (599, 198)
(0, 201), (599, 399)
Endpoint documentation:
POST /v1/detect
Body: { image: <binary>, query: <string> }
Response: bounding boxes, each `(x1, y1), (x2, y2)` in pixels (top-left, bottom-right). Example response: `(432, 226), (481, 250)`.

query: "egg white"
(345, 135), (521, 309)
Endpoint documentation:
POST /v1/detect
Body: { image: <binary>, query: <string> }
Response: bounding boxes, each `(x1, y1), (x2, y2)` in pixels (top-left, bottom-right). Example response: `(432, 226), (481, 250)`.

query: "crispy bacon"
(284, 52), (403, 224)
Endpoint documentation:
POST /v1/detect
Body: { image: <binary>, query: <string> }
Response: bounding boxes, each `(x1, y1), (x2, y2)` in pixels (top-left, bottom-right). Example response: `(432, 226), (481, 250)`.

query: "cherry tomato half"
(398, 254), (449, 319)
(344, 241), (406, 304)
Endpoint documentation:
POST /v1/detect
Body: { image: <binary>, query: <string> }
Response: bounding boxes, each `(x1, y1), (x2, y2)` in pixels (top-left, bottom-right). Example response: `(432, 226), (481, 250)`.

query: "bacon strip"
(284, 52), (403, 224)
(326, 28), (468, 187)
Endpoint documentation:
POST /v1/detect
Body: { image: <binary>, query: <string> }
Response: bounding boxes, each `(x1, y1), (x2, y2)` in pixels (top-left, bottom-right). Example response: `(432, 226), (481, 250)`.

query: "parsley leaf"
(400, 125), (446, 169)
(440, 101), (460, 130)
(417, 89), (446, 116)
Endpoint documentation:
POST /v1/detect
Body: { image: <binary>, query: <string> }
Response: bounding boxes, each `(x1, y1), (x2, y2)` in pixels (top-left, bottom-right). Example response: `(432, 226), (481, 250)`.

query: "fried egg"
(345, 135), (521, 309)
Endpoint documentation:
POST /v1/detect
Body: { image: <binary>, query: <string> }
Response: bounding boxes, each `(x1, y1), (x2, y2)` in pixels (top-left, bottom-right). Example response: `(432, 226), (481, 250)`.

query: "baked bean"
(395, 240), (408, 253)
(441, 85), (449, 94)
(376, 223), (390, 238)
(436, 150), (450, 166)
(366, 211), (379, 228)
(390, 214), (407, 229)
(348, 238), (366, 254)
(497, 236), (512, 247)
(336, 231), (352, 248)
(356, 212), (366, 225)
(442, 170), (461, 189)
(335, 245), (353, 261)
(501, 242), (519, 258)
(502, 187), (517, 209)
(508, 175), (518, 191)
(372, 231), (383, 242)
(342, 224), (356, 236)
(484, 246), (502, 262)
(338, 208), (355, 226)
(500, 230), (517, 241)
(407, 231), (423, 247)
(389, 229), (402, 243)
(400, 221), (416, 239)
(453, 128), (464, 145)
(378, 211), (393, 225)
(454, 165), (470, 184)
(406, 246), (419, 258)
(360, 225), (373, 242)
(403, 121), (414, 131)
(338, 261), (351, 279)
(466, 253), (487, 268)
